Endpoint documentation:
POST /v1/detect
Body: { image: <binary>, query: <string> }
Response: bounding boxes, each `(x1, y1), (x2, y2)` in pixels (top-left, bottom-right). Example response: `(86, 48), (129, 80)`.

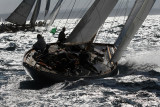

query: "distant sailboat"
(30, 0), (42, 26)
(46, 0), (64, 27)
(6, 0), (64, 28)
(23, 0), (155, 83)
(5, 0), (36, 25)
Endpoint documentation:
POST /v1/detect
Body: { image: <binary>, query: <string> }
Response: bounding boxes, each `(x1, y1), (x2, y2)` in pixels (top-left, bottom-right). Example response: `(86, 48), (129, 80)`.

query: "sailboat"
(45, 0), (64, 27)
(23, 0), (155, 83)
(5, 0), (44, 32)
(5, 0), (64, 32)
(5, 0), (36, 25)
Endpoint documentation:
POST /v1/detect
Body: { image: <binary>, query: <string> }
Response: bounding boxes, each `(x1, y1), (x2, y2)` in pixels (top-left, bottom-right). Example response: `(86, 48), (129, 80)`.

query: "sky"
(0, 0), (159, 14)
(0, 0), (86, 14)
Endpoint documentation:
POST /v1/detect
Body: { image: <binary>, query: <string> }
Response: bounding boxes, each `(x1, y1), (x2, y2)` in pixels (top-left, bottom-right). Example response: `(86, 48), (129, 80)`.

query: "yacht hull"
(23, 43), (118, 83)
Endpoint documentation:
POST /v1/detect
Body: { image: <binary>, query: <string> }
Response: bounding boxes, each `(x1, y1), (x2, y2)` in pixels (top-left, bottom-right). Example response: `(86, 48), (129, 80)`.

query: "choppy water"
(0, 15), (160, 106)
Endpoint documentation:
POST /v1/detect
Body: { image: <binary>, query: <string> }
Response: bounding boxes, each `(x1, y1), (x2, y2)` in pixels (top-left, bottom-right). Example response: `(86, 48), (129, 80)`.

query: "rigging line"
(113, 0), (128, 36)
(111, 0), (127, 35)
(74, 0), (91, 20)
(57, 0), (67, 21)
(51, 0), (64, 27)
(72, 0), (81, 19)
(117, 1), (124, 14)
(65, 0), (77, 26)
(74, 0), (88, 22)
(107, 0), (124, 35)
(94, 1), (109, 43)
(55, 3), (63, 24)
(115, 0), (125, 26)
(72, 0), (88, 31)
(79, 0), (93, 18)
(75, 0), (93, 25)
(50, 0), (59, 17)
(44, 0), (59, 25)
(118, 1), (127, 24)
(58, 0), (72, 27)
(123, 0), (129, 24)
(138, 0), (152, 46)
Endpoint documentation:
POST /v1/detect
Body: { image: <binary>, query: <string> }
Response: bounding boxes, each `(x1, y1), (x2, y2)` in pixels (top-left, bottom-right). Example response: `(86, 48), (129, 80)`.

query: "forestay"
(66, 0), (118, 44)
(47, 0), (64, 26)
(111, 0), (155, 63)
(30, 0), (42, 26)
(5, 0), (36, 25)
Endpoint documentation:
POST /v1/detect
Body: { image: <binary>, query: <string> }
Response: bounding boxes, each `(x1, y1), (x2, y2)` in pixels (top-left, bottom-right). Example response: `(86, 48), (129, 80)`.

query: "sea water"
(0, 15), (160, 106)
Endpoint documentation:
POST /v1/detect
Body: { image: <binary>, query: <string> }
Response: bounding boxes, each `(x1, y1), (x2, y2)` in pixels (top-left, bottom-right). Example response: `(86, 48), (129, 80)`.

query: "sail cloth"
(45, 0), (51, 17)
(111, 0), (155, 63)
(30, 0), (42, 26)
(47, 0), (64, 26)
(66, 0), (118, 44)
(5, 0), (36, 25)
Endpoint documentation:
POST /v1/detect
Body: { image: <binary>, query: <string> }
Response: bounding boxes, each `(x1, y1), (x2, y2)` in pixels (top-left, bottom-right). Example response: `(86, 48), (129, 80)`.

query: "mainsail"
(45, 0), (51, 17)
(66, 0), (118, 44)
(5, 0), (36, 25)
(47, 0), (64, 26)
(30, 0), (42, 26)
(111, 0), (155, 63)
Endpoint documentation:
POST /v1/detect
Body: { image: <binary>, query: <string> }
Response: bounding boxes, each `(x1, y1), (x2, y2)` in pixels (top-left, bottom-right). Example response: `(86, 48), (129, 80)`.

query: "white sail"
(111, 0), (155, 63)
(66, 0), (118, 44)
(30, 0), (42, 26)
(1, 18), (3, 23)
(5, 0), (36, 25)
(47, 0), (63, 26)
(45, 0), (51, 17)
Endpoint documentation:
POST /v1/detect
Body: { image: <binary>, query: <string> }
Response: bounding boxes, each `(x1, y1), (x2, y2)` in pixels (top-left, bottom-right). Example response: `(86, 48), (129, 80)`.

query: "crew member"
(58, 27), (66, 43)
(33, 34), (46, 53)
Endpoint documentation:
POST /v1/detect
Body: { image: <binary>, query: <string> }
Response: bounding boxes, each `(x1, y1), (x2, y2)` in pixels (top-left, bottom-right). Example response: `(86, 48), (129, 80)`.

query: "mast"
(30, 0), (42, 26)
(45, 0), (51, 17)
(66, 0), (118, 44)
(5, 0), (36, 25)
(111, 0), (155, 63)
(46, 0), (64, 26)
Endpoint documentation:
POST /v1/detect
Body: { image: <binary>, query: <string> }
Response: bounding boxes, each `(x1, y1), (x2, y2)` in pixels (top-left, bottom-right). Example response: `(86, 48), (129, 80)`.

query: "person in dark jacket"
(33, 34), (46, 52)
(58, 27), (66, 43)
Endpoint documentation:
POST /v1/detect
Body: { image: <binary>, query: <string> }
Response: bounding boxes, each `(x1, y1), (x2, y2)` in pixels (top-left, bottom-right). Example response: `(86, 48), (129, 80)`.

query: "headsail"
(47, 0), (64, 26)
(5, 0), (36, 25)
(45, 0), (51, 17)
(30, 0), (42, 26)
(111, 0), (155, 63)
(66, 0), (118, 44)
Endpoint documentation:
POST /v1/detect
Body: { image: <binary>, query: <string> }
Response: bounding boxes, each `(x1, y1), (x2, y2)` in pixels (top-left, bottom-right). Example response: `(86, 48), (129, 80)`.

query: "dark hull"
(23, 62), (118, 83)
(23, 43), (118, 83)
